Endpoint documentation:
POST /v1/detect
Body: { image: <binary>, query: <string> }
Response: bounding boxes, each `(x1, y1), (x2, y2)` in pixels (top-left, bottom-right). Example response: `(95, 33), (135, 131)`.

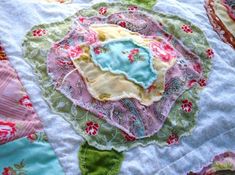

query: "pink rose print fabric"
(47, 11), (203, 139)
(0, 43), (43, 145)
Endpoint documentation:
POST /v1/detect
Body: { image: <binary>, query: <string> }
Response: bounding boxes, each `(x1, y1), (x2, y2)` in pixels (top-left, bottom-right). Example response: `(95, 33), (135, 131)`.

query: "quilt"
(0, 0), (235, 174)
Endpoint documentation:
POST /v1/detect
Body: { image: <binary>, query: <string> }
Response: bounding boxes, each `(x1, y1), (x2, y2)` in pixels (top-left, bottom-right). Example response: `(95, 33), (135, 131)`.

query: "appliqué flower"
(206, 48), (214, 58)
(32, 29), (47, 37)
(128, 5), (138, 12)
(198, 79), (207, 87)
(19, 95), (33, 109)
(181, 99), (193, 113)
(85, 121), (99, 136)
(181, 24), (193, 33)
(68, 45), (83, 58)
(122, 131), (136, 142)
(167, 133), (179, 145)
(99, 7), (107, 15)
(0, 121), (16, 142)
(150, 41), (177, 62)
(118, 21), (126, 28)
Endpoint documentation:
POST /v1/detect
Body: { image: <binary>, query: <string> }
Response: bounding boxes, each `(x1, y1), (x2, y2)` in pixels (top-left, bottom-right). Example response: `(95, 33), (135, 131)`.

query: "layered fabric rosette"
(23, 2), (213, 151)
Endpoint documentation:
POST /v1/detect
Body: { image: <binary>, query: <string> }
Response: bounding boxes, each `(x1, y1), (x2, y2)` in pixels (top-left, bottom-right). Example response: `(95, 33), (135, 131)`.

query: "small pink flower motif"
(181, 99), (193, 113)
(198, 79), (207, 87)
(68, 45), (83, 58)
(130, 48), (139, 55)
(181, 24), (193, 33)
(121, 131), (136, 142)
(2, 167), (11, 175)
(27, 133), (38, 142)
(188, 79), (197, 88)
(0, 121), (16, 142)
(150, 42), (177, 62)
(206, 48), (214, 58)
(84, 30), (98, 45)
(19, 95), (33, 109)
(128, 5), (138, 12)
(94, 47), (102, 55)
(128, 49), (139, 63)
(163, 43), (174, 52)
(32, 29), (47, 37)
(193, 63), (202, 73)
(99, 7), (107, 15)
(118, 21), (127, 28)
(167, 133), (179, 145)
(79, 17), (85, 23)
(128, 54), (134, 63)
(85, 121), (99, 136)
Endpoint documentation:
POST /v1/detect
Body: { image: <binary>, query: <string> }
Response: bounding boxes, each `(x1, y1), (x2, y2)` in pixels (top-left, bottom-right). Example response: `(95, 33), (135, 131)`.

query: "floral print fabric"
(23, 3), (212, 151)
(51, 23), (177, 106)
(47, 10), (202, 139)
(0, 42), (64, 174)
(205, 0), (235, 48)
(0, 43), (43, 144)
(188, 151), (235, 175)
(0, 133), (64, 175)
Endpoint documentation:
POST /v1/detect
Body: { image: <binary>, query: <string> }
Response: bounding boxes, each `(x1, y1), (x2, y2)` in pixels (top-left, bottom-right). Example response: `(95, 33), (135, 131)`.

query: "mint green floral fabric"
(121, 0), (157, 10)
(22, 2), (212, 151)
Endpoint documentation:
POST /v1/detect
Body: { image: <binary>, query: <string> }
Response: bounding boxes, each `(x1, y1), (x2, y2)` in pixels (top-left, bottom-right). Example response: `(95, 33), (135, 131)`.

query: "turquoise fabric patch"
(90, 39), (157, 89)
(0, 132), (64, 175)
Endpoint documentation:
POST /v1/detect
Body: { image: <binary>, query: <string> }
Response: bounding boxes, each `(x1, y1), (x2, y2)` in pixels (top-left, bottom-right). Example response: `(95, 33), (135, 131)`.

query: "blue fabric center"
(90, 39), (157, 89)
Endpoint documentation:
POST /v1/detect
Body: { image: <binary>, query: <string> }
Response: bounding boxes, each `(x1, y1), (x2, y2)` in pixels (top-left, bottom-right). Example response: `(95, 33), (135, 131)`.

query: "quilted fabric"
(0, 133), (64, 175)
(68, 23), (176, 105)
(205, 0), (235, 48)
(0, 42), (64, 174)
(188, 152), (235, 174)
(23, 2), (212, 151)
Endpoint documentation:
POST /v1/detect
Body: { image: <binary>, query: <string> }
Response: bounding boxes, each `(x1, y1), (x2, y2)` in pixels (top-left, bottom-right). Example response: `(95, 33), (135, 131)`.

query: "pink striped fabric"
(0, 43), (43, 145)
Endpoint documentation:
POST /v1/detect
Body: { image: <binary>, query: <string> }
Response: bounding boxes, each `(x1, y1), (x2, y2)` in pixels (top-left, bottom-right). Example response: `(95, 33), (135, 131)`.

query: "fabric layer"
(70, 24), (177, 105)
(0, 133), (64, 175)
(79, 142), (124, 175)
(90, 38), (157, 89)
(24, 2), (211, 151)
(0, 43), (43, 145)
(205, 0), (235, 48)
